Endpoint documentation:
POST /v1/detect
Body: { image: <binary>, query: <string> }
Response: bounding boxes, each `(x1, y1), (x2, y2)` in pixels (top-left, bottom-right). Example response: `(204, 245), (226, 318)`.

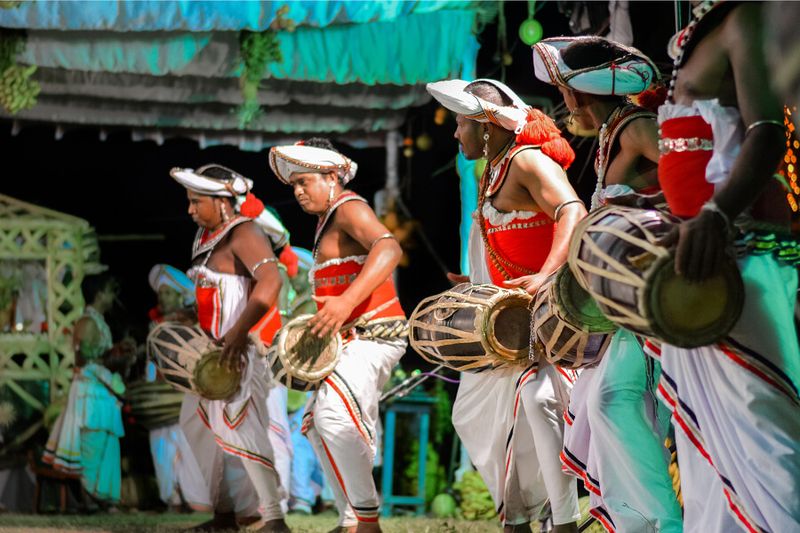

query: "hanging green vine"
(0, 30), (40, 114)
(236, 5), (296, 128)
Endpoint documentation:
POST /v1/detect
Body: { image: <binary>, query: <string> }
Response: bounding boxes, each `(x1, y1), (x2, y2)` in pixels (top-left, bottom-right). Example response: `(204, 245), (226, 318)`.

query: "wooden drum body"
(126, 380), (183, 430)
(409, 283), (532, 372)
(253, 314), (341, 392)
(568, 206), (744, 348)
(147, 323), (241, 401)
(531, 266), (616, 369)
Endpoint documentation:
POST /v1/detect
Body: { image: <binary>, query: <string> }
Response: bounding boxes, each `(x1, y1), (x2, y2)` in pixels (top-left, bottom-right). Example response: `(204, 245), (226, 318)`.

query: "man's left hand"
(309, 295), (356, 337)
(503, 273), (548, 296)
(657, 209), (729, 282)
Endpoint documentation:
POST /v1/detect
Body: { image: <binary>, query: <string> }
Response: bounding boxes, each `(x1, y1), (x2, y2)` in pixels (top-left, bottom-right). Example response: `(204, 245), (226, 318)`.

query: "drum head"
(272, 314), (341, 391)
(554, 267), (616, 333)
(193, 349), (242, 401)
(645, 256), (744, 347)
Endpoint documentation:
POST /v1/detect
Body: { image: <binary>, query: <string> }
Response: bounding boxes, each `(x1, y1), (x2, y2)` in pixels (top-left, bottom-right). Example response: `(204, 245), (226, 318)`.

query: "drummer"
(144, 264), (211, 512)
(533, 37), (680, 532)
(269, 138), (407, 533)
(426, 79), (585, 532)
(653, 2), (800, 530)
(170, 165), (290, 533)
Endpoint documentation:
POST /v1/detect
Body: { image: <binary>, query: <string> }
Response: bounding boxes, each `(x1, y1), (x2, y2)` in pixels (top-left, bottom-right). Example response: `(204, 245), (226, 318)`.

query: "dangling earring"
(482, 131), (490, 159)
(220, 201), (230, 223)
(327, 181), (335, 207)
(566, 109), (576, 127)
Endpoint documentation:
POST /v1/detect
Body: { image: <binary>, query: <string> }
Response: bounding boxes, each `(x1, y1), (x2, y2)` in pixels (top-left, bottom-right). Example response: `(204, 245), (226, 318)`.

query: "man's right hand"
(446, 272), (470, 285)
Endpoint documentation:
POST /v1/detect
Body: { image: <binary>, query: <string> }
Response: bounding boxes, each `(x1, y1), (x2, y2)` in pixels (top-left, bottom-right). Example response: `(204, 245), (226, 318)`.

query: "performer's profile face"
(454, 114), (484, 160)
(158, 285), (183, 314)
(558, 87), (592, 129)
(289, 171), (337, 214)
(186, 190), (221, 229)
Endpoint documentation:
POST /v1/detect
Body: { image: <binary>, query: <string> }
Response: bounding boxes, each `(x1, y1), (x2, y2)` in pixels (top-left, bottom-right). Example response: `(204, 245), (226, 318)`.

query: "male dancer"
(427, 78), (584, 532)
(171, 164), (289, 533)
(655, 2), (800, 531)
(270, 138), (407, 533)
(534, 37), (681, 532)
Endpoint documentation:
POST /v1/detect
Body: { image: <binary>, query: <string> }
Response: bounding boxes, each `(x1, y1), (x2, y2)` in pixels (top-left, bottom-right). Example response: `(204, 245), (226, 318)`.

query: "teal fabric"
(20, 10), (481, 85)
(0, 0), (492, 32)
(456, 152), (479, 276)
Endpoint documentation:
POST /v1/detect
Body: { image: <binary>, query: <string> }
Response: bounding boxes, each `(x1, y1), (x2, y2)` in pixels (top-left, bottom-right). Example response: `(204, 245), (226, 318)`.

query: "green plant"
(453, 471), (496, 520)
(236, 30), (282, 128)
(0, 30), (39, 114)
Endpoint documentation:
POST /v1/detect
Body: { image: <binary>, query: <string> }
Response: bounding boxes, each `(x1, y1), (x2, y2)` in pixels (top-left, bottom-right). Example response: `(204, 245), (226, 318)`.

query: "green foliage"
(402, 440), (447, 506)
(453, 471), (497, 521)
(0, 30), (39, 114)
(431, 493), (458, 518)
(430, 378), (452, 446)
(237, 29), (282, 128)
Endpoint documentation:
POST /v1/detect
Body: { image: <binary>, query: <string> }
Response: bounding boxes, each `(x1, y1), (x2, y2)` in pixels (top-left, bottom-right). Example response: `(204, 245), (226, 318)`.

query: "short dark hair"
(464, 80), (514, 106)
(82, 272), (114, 303)
(561, 37), (629, 71)
(302, 137), (339, 152)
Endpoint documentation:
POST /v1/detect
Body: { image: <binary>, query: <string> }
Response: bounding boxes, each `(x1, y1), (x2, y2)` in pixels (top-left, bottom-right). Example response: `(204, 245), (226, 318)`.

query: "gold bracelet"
(369, 232), (396, 249)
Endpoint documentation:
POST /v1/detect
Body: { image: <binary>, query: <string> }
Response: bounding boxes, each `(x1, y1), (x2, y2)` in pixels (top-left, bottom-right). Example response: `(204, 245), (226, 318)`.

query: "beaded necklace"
(591, 105), (626, 211)
(667, 0), (717, 102)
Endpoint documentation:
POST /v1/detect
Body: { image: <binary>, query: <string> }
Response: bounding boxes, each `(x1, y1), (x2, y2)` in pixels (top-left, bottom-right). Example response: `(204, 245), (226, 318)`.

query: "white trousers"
(180, 352), (284, 521)
(587, 329), (681, 533)
(149, 422), (212, 509)
(305, 337), (406, 527)
(660, 254), (800, 532)
(453, 362), (580, 526)
(266, 384), (293, 513)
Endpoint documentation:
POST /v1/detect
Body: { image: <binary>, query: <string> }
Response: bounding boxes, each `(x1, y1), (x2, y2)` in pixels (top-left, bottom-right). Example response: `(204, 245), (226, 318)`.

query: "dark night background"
(0, 1), (678, 353)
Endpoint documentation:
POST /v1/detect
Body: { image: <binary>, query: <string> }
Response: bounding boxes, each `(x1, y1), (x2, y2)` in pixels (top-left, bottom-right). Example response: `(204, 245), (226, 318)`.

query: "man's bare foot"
(186, 512), (238, 531)
(503, 523), (532, 533)
(552, 522), (578, 533)
(249, 518), (291, 533)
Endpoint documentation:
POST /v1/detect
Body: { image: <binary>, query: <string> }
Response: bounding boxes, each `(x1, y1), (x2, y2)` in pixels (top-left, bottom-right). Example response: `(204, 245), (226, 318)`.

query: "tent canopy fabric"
(0, 1), (491, 149)
(0, 0), (492, 32)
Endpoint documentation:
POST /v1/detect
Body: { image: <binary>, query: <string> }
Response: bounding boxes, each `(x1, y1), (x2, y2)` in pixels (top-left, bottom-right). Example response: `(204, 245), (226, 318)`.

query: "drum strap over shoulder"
(313, 191), (368, 255)
(192, 215), (252, 262)
(595, 105), (656, 178)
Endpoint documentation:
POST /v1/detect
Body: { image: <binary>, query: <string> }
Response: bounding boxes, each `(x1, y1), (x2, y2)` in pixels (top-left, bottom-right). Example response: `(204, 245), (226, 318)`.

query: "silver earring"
(482, 132), (490, 159)
(220, 202), (230, 223)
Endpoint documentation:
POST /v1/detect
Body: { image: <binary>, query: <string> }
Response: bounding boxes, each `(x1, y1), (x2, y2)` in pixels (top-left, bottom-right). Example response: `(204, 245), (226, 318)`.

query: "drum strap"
(478, 145), (543, 281)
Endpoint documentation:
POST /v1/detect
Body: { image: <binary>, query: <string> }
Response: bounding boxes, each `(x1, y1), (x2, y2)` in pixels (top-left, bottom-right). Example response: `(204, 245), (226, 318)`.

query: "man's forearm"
(228, 280), (281, 339)
(713, 125), (785, 219)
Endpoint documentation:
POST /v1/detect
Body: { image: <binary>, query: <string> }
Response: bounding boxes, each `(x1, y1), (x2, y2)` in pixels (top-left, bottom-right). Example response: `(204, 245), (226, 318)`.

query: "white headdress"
(425, 78), (530, 132)
(532, 36), (659, 96)
(269, 145), (358, 185)
(170, 164), (290, 249)
(148, 264), (195, 306)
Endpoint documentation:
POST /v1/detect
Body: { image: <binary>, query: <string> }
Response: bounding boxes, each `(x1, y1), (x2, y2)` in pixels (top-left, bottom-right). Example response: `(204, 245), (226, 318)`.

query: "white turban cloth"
(269, 145), (358, 185)
(425, 78), (531, 133)
(148, 264), (195, 306)
(170, 164), (290, 249)
(532, 36), (659, 96)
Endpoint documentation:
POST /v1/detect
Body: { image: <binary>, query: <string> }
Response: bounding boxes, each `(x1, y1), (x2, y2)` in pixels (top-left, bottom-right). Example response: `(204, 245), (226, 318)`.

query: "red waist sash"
(196, 286), (282, 344)
(313, 258), (405, 325)
(483, 211), (555, 285)
(658, 115), (714, 218)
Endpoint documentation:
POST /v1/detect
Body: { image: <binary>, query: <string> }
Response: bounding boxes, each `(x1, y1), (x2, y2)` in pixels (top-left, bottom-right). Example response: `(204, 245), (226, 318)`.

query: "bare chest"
(672, 29), (736, 105)
(488, 173), (540, 213)
(315, 223), (366, 264)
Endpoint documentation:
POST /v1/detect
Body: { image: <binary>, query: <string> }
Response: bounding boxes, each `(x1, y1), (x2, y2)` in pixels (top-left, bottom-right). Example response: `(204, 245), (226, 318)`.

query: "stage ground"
(0, 497), (603, 532)
(0, 512), (500, 532)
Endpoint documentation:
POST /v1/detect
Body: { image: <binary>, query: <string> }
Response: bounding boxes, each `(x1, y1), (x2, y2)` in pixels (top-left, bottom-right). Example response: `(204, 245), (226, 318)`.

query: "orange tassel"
(279, 246), (299, 278)
(240, 193), (265, 218)
(516, 108), (576, 169)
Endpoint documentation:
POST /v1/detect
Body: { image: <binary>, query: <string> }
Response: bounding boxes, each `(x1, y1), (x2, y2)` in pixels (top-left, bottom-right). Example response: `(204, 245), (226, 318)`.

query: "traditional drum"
(126, 380), (183, 430)
(568, 206), (744, 347)
(531, 266), (617, 369)
(252, 314), (341, 392)
(147, 323), (241, 401)
(409, 283), (532, 372)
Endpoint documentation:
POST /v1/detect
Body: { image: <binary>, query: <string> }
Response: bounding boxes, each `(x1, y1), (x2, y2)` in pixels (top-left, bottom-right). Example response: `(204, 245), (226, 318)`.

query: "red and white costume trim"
(302, 192), (407, 527)
(657, 99), (800, 531)
(180, 220), (286, 521)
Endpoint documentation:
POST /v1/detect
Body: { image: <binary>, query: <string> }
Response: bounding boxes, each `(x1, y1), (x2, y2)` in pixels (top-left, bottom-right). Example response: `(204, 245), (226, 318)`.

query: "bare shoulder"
(619, 115), (658, 147)
(722, 2), (761, 46)
(334, 196), (378, 223)
(230, 220), (264, 240)
(510, 147), (567, 182)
